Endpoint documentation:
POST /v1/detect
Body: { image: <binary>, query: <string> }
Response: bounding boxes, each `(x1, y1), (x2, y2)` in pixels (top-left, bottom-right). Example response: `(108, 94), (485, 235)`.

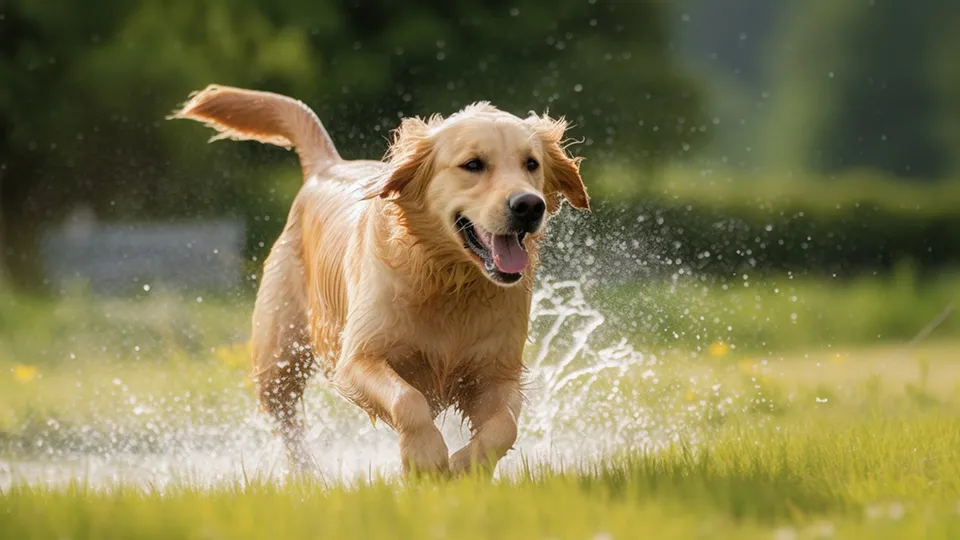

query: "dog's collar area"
(454, 214), (524, 284)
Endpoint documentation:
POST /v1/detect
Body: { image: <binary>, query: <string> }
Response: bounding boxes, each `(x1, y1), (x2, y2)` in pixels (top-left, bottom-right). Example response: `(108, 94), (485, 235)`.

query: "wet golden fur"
(170, 85), (589, 477)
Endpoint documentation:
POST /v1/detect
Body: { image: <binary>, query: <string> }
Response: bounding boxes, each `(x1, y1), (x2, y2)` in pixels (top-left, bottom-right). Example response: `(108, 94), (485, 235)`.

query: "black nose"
(508, 192), (546, 231)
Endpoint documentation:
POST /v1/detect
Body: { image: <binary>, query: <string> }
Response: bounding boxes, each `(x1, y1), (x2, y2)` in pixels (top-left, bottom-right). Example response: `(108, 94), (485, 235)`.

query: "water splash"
(0, 279), (732, 490)
(518, 279), (656, 463)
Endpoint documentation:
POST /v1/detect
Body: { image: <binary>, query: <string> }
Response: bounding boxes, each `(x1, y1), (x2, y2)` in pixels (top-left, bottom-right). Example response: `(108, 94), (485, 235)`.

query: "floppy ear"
(362, 117), (434, 200)
(528, 114), (590, 214)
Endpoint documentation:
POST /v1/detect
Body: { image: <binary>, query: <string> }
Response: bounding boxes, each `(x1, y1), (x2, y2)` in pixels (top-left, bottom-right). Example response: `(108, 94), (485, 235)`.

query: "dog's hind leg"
(250, 239), (318, 477)
(253, 342), (317, 477)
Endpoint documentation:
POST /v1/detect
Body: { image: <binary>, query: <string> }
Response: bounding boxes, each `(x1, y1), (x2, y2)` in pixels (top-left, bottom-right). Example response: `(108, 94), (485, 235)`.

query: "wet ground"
(1, 281), (701, 490)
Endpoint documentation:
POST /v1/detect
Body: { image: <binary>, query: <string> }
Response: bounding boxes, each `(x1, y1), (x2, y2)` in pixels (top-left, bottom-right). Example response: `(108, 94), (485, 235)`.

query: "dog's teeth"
(484, 259), (495, 271)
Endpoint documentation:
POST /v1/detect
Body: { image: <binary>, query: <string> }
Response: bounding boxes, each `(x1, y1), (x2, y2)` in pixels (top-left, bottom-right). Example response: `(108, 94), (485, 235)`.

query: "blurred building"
(40, 205), (245, 294)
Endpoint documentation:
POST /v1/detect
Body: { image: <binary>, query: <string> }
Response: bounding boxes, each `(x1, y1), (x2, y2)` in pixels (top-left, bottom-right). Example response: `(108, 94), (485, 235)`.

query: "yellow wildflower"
(216, 342), (250, 370)
(685, 391), (695, 402)
(708, 342), (729, 358)
(13, 364), (37, 383)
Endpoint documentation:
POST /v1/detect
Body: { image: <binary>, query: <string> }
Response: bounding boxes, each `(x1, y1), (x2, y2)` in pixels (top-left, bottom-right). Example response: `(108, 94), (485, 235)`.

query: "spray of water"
(1, 275), (745, 490)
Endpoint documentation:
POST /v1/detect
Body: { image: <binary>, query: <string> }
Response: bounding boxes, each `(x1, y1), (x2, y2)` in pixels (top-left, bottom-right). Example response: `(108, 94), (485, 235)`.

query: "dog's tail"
(168, 85), (341, 179)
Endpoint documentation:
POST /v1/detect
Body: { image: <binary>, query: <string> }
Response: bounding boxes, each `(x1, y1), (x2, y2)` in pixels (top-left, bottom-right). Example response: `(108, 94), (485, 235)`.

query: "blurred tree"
(0, 0), (325, 290)
(929, 4), (960, 176)
(0, 0), (703, 290)
(1, 0), (134, 289)
(669, 0), (799, 170)
(0, 5), (48, 288)
(763, 0), (956, 179)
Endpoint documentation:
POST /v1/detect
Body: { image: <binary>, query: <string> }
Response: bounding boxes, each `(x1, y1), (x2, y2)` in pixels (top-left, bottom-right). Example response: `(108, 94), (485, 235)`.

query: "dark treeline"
(1, 0), (958, 290)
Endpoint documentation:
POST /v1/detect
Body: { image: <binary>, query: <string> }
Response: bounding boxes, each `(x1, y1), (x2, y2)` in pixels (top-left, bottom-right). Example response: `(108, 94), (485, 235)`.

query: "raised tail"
(168, 85), (342, 179)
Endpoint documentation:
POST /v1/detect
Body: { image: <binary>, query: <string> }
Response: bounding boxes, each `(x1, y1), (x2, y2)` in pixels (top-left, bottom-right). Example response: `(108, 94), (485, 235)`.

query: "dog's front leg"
(334, 356), (449, 477)
(450, 378), (522, 477)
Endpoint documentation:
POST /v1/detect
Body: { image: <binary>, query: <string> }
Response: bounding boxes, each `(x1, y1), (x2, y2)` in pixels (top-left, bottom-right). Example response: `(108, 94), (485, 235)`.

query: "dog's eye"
(460, 158), (486, 173)
(525, 157), (540, 172)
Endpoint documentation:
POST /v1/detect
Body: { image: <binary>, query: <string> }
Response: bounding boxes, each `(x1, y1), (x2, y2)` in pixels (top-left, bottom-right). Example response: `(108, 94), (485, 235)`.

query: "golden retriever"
(169, 85), (589, 477)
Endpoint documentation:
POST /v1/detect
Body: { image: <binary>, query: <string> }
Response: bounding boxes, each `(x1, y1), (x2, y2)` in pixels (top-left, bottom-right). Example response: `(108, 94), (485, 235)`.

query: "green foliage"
(928, 7), (960, 176)
(763, 0), (960, 178)
(576, 165), (960, 281)
(0, 0), (704, 286)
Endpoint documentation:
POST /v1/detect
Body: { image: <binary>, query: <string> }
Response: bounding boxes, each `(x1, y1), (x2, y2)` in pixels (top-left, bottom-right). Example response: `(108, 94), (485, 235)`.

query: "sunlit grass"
(2, 412), (960, 539)
(4, 270), (959, 369)
(596, 265), (960, 354)
(0, 284), (251, 369)
(2, 276), (960, 538)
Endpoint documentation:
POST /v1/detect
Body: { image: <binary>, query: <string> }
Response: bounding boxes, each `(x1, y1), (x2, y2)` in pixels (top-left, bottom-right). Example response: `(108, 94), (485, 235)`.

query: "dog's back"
(294, 161), (387, 360)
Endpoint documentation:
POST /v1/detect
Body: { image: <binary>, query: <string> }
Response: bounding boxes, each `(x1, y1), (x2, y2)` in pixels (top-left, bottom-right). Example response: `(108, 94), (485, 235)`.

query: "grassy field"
(2, 275), (960, 538)
(2, 393), (959, 539)
(592, 265), (960, 354)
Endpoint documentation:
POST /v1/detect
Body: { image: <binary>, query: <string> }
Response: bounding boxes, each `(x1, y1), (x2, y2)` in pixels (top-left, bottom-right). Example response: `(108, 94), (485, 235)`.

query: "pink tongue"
(491, 234), (528, 274)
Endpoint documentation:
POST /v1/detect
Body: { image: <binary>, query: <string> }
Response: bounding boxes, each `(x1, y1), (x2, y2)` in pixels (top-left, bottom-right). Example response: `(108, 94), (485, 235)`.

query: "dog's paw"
(399, 424), (450, 477)
(449, 442), (498, 478)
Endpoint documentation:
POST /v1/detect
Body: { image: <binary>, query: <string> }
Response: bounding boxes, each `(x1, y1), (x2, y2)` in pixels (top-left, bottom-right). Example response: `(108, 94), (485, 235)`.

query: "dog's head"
(365, 102), (589, 287)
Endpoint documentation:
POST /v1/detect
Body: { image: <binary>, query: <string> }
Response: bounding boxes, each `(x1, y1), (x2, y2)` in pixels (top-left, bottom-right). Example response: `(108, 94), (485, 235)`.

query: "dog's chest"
(386, 300), (527, 410)
(388, 290), (529, 371)
(412, 303), (517, 359)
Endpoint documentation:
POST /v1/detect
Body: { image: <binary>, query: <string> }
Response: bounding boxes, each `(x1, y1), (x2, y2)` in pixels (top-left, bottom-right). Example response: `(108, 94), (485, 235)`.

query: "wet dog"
(170, 85), (589, 477)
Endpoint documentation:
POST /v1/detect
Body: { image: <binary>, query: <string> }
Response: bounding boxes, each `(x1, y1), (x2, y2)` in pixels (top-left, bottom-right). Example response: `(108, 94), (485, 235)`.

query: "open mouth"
(455, 214), (527, 283)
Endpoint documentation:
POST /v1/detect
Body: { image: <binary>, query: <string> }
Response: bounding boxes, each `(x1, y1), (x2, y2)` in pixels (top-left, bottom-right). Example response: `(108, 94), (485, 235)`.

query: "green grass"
(0, 285), (251, 369)
(2, 412), (960, 539)
(2, 341), (959, 539)
(593, 264), (960, 354)
(3, 276), (960, 538)
(4, 268), (959, 367)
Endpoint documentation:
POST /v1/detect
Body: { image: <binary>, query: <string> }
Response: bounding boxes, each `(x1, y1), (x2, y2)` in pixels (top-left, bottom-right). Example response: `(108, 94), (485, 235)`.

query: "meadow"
(1, 272), (959, 539)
